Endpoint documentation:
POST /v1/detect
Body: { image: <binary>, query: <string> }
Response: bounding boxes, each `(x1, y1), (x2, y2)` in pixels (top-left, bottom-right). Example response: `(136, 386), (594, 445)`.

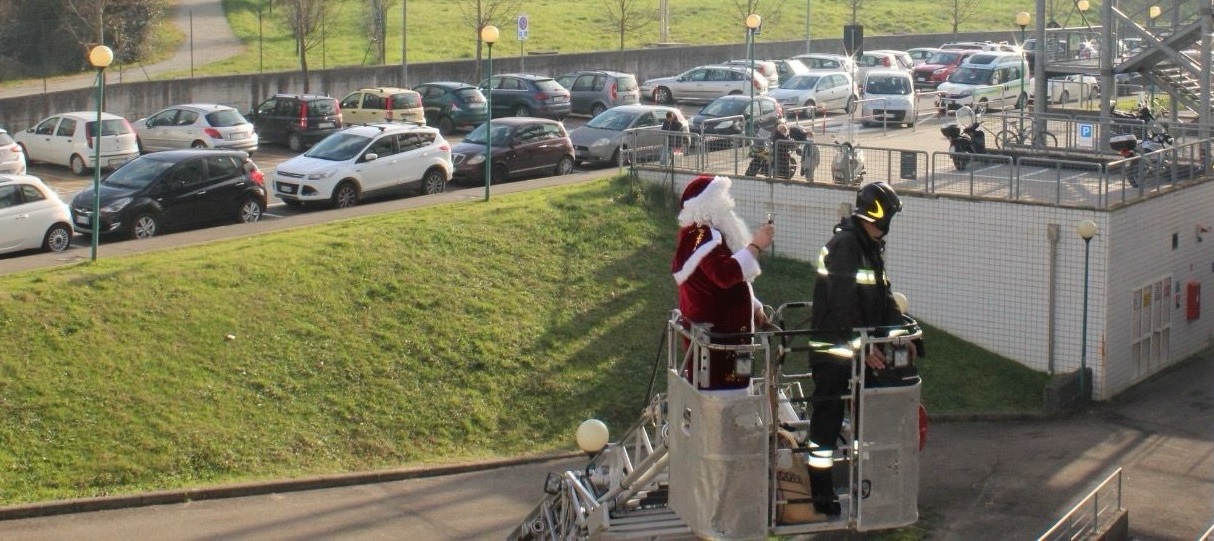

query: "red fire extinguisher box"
(1187, 281), (1201, 320)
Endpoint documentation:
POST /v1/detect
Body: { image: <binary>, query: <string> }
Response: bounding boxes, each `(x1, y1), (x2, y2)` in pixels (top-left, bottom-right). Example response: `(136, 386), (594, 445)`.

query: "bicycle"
(993, 120), (1058, 149)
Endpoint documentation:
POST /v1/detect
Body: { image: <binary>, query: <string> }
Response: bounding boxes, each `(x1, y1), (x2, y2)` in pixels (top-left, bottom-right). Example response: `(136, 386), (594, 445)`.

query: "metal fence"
(1037, 468), (1124, 541)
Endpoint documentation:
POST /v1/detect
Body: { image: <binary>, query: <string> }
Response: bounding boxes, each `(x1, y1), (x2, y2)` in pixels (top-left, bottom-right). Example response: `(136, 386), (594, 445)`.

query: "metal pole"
(258, 6), (263, 73)
(805, 0), (812, 55)
(401, 0), (408, 84)
(747, 28), (754, 136)
(1080, 237), (1092, 398)
(484, 42), (494, 201)
(91, 68), (104, 261)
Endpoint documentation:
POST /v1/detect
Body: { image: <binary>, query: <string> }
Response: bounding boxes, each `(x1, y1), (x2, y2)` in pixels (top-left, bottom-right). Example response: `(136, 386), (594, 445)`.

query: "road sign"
(1077, 123), (1094, 149)
(518, 14), (529, 41)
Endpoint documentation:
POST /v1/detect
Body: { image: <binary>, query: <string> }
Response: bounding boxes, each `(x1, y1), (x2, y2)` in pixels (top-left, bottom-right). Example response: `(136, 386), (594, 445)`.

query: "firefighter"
(807, 181), (920, 515)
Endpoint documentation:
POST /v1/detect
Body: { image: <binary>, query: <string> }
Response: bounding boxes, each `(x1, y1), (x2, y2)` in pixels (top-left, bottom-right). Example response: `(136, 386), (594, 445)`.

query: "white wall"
(648, 171), (1214, 400)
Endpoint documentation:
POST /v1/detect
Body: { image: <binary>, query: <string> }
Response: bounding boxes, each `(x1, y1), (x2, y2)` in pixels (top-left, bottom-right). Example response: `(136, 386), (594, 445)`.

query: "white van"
(935, 53), (1029, 114)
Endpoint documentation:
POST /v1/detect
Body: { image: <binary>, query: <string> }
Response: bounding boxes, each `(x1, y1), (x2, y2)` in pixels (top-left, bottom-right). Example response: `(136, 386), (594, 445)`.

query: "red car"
(912, 50), (977, 90)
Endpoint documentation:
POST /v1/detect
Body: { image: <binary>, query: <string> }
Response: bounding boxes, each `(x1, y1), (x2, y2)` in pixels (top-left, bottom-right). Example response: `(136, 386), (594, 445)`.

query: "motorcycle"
(830, 139), (866, 186)
(744, 140), (796, 180)
(941, 106), (986, 171)
(1112, 124), (1174, 188)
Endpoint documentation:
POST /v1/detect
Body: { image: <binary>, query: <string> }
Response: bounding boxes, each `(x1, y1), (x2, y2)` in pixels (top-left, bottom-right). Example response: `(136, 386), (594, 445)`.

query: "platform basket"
(856, 379), (922, 531)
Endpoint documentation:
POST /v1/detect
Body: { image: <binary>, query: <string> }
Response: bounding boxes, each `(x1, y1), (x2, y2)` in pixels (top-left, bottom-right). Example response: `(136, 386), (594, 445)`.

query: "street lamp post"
(745, 13), (762, 137)
(480, 25), (499, 202)
(1077, 219), (1098, 400)
(1015, 11), (1029, 112)
(88, 45), (114, 262)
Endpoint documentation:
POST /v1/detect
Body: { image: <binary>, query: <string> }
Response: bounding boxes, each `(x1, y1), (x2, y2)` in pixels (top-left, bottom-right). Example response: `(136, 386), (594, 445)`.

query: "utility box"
(668, 372), (769, 540)
(1187, 281), (1201, 320)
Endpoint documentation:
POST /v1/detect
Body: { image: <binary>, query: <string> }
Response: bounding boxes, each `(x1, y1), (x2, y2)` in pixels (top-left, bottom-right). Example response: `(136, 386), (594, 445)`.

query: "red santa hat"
(681, 174), (731, 208)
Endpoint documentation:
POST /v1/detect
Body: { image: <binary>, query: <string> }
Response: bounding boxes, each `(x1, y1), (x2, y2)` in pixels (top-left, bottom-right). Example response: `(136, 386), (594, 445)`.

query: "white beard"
(677, 177), (752, 253)
(713, 209), (753, 253)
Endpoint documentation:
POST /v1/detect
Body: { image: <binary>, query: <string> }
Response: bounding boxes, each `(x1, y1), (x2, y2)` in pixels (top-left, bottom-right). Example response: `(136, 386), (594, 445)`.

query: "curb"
(0, 451), (584, 521)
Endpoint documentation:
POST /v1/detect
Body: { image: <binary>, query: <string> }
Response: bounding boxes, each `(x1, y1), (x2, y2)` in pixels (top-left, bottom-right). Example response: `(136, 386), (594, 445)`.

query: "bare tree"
(59, 0), (167, 67)
(365, 0), (396, 65)
(457, 0), (522, 82)
(602, 0), (655, 51)
(281, 0), (338, 91)
(724, 0), (787, 32)
(949, 0), (983, 35)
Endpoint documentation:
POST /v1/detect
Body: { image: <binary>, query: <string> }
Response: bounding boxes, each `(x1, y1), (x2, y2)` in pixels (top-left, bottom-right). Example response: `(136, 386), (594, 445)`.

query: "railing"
(1037, 468), (1124, 541)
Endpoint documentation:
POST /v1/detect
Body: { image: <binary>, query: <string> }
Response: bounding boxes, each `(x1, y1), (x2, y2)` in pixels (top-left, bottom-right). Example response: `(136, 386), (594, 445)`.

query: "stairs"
(1111, 5), (1214, 120)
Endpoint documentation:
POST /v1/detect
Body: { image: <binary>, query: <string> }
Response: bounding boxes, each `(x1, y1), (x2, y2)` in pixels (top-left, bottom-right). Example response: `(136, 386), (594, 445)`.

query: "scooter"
(941, 105), (986, 171)
(1111, 125), (1173, 188)
(744, 141), (796, 180)
(830, 139), (866, 186)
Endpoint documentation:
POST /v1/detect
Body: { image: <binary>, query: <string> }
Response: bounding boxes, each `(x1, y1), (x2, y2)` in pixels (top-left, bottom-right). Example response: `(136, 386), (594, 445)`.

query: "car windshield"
(700, 99), (747, 116)
(585, 109), (638, 130)
(779, 75), (820, 90)
(464, 123), (513, 146)
(926, 52), (962, 65)
(304, 132), (371, 161)
(102, 157), (174, 189)
(865, 76), (911, 95)
(206, 109), (249, 128)
(949, 66), (993, 85)
(454, 88), (486, 103)
(85, 119), (132, 137)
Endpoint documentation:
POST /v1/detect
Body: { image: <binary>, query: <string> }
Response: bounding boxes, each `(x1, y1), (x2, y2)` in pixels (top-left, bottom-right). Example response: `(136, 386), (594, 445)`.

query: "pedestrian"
(769, 122), (795, 179)
(806, 181), (921, 515)
(671, 175), (774, 390)
(660, 110), (686, 165)
(788, 125), (820, 181)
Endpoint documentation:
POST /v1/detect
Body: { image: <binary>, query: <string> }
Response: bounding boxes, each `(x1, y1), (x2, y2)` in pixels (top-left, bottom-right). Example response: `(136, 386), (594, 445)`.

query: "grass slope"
(0, 176), (1044, 504)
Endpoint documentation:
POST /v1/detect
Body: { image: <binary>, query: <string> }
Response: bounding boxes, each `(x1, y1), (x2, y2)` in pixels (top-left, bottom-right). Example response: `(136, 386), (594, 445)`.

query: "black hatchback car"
(247, 94), (343, 152)
(413, 82), (490, 135)
(70, 149), (267, 240)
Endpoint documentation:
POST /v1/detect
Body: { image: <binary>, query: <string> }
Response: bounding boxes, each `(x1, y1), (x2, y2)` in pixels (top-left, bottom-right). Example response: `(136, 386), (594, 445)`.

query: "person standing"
(672, 175), (774, 390)
(806, 181), (919, 514)
(660, 110), (687, 165)
(769, 122), (795, 179)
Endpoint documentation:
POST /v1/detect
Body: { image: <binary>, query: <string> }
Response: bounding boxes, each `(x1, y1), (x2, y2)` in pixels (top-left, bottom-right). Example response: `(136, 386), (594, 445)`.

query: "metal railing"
(1037, 468), (1124, 541)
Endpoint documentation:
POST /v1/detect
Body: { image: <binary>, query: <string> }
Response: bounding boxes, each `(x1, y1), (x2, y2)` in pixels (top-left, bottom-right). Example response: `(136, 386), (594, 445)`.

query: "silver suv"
(555, 70), (640, 117)
(272, 123), (452, 208)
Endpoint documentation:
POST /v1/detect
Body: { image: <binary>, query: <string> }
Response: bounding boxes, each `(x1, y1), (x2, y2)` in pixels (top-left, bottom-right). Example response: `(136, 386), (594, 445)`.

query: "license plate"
(470, 103), (486, 109)
(232, 131), (250, 139)
(108, 158), (127, 167)
(319, 122), (334, 129)
(277, 183), (297, 194)
(75, 215), (90, 226)
(553, 96), (568, 103)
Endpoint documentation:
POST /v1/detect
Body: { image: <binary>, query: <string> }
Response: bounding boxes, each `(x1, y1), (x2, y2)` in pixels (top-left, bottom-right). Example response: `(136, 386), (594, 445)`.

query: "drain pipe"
(1046, 223), (1060, 374)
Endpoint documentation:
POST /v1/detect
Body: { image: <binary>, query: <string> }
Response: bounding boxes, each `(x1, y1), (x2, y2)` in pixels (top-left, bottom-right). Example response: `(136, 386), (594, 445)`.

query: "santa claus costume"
(671, 175), (763, 390)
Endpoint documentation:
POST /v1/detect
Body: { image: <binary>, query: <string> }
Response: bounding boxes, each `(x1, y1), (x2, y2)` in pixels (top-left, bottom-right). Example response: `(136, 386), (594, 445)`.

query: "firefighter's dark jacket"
(811, 216), (902, 343)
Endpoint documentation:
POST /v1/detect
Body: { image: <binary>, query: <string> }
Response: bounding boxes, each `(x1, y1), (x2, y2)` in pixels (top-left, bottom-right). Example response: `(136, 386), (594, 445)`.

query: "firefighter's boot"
(808, 447), (840, 516)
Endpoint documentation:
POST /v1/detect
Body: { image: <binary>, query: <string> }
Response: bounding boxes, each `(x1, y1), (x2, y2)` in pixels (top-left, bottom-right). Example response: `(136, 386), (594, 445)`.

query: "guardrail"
(1037, 468), (1125, 541)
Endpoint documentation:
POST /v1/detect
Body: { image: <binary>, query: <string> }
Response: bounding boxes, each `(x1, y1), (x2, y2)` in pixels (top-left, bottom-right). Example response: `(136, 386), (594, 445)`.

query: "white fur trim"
(678, 176), (732, 226)
(673, 228), (722, 285)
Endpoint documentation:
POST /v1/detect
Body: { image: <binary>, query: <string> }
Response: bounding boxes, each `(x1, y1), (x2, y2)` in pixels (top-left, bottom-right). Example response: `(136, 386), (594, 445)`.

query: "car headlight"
(591, 138), (612, 149)
(957, 89), (974, 97)
(711, 119), (734, 130)
(306, 170), (337, 181)
(101, 197), (132, 214)
(466, 154), (485, 165)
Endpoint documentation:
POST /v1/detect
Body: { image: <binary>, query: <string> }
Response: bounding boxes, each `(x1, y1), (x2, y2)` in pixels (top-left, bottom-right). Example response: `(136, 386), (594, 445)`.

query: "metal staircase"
(1113, 3), (1213, 119)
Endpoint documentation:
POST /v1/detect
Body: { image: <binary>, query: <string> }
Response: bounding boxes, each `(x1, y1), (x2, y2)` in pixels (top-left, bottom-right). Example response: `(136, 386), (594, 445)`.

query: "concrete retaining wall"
(0, 31), (1014, 131)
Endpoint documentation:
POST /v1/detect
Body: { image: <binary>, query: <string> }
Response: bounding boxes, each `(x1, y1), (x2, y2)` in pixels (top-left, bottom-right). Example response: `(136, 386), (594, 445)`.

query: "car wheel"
(42, 223), (72, 252)
(654, 87), (673, 104)
(844, 96), (856, 114)
(513, 104), (531, 117)
(130, 213), (159, 239)
(975, 100), (989, 115)
(491, 164), (509, 184)
(437, 116), (456, 135)
(287, 132), (305, 153)
(554, 155), (574, 176)
(136, 137), (146, 154)
(728, 90), (742, 96)
(420, 168), (446, 195)
(1058, 90), (1069, 105)
(331, 181), (359, 208)
(236, 197), (265, 224)
(191, 140), (208, 149)
(590, 103), (607, 117)
(70, 154), (88, 176)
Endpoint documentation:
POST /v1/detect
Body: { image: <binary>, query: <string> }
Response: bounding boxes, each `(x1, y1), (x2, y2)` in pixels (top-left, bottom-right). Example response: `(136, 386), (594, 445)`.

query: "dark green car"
(413, 82), (491, 135)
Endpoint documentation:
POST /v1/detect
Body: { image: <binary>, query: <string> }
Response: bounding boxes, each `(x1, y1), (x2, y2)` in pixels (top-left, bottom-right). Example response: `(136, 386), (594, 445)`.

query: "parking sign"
(518, 14), (529, 40)
(1077, 123), (1094, 149)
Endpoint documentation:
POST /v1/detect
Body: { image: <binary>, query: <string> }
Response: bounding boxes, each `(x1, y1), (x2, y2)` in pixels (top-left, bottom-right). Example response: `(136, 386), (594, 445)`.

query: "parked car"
(568, 104), (684, 166)
(450, 117), (574, 184)
(723, 59), (779, 87)
(640, 64), (768, 105)
(0, 174), (72, 254)
(913, 49), (978, 90)
(13, 112), (139, 176)
(338, 87), (425, 125)
(770, 58), (810, 84)
(247, 93), (343, 152)
(413, 82), (490, 135)
(689, 95), (783, 140)
(0, 129), (27, 175)
(941, 41), (1014, 52)
(272, 123), (452, 208)
(478, 73), (572, 119)
(554, 70), (641, 117)
(69, 149), (266, 239)
(854, 49), (914, 83)
(791, 53), (855, 72)
(1028, 74), (1100, 104)
(133, 103), (258, 154)
(860, 69), (918, 128)
(906, 47), (940, 66)
(768, 72), (857, 117)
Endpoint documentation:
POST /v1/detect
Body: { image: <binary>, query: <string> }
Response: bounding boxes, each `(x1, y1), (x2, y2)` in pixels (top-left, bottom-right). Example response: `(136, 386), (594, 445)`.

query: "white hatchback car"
(13, 112), (139, 176)
(272, 123), (452, 208)
(133, 103), (259, 153)
(860, 70), (918, 128)
(0, 174), (73, 255)
(0, 129), (27, 175)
